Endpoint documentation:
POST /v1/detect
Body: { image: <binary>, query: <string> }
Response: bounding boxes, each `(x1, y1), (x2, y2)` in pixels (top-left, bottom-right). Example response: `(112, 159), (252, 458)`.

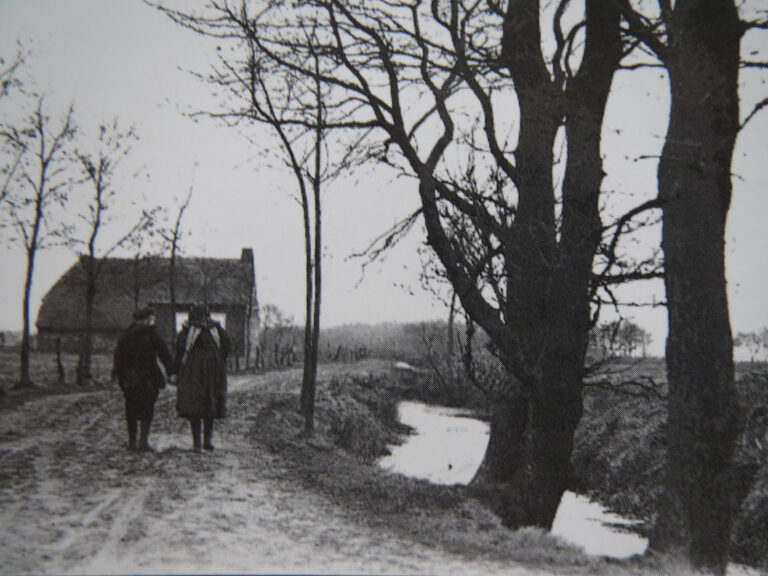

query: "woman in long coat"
(175, 303), (231, 451)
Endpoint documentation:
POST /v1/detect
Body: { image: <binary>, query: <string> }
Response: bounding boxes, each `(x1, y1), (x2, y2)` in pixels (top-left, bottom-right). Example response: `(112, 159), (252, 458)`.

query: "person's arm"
(175, 327), (188, 373)
(112, 337), (124, 381)
(155, 330), (176, 376)
(218, 325), (232, 360)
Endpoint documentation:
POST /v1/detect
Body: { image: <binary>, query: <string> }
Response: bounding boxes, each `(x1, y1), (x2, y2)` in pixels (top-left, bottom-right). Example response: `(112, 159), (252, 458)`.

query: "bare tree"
(71, 120), (152, 386)
(0, 98), (75, 388)
(617, 1), (768, 572)
(157, 187), (192, 340)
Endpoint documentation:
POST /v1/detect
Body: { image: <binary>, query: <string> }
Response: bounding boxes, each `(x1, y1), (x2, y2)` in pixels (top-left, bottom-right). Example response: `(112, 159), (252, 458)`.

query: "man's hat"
(133, 307), (155, 321)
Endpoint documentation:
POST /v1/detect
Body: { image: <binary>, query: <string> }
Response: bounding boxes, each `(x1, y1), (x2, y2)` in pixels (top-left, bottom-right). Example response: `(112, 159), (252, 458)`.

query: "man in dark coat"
(174, 303), (231, 451)
(112, 307), (175, 451)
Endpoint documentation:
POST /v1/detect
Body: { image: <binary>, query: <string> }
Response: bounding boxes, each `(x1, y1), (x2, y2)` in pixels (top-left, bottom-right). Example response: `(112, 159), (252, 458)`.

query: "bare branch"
(615, 0), (668, 62)
(741, 97), (768, 130)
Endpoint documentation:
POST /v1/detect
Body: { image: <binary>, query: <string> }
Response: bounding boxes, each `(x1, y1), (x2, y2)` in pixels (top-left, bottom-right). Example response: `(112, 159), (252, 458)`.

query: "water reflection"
(551, 491), (648, 558)
(378, 401), (490, 485)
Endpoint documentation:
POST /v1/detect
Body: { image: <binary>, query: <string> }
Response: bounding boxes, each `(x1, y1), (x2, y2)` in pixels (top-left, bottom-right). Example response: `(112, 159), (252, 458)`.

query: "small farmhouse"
(36, 248), (258, 357)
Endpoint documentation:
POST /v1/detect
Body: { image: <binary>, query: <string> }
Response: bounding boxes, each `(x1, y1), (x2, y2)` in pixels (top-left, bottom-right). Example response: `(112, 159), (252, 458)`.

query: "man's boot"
(203, 418), (214, 451)
(138, 420), (153, 452)
(190, 419), (202, 451)
(127, 419), (138, 451)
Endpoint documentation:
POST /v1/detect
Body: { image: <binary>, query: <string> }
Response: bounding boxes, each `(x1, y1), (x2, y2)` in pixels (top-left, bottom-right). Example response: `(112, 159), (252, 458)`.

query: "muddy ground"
(0, 359), (750, 575)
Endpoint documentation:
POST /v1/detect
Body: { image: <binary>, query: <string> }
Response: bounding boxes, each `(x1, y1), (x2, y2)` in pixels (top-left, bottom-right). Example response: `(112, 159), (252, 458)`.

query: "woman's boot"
(203, 418), (214, 451)
(127, 419), (138, 451)
(190, 418), (202, 451)
(138, 419), (153, 452)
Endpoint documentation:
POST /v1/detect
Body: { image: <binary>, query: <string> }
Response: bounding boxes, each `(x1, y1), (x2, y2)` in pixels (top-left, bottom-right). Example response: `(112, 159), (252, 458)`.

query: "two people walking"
(112, 303), (231, 452)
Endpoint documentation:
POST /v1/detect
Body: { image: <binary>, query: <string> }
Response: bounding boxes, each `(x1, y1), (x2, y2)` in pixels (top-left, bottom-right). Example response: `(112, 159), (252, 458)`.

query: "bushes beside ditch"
(325, 373), (408, 460)
(246, 365), (411, 463)
(573, 366), (768, 569)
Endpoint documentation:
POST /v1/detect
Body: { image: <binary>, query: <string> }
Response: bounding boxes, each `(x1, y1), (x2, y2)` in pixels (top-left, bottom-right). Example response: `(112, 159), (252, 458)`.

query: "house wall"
(153, 306), (177, 349)
(221, 304), (246, 357)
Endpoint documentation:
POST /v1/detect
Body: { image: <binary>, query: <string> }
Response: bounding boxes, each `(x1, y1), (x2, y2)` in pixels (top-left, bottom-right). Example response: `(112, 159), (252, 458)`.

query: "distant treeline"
(320, 321), (482, 366)
(320, 319), (657, 365)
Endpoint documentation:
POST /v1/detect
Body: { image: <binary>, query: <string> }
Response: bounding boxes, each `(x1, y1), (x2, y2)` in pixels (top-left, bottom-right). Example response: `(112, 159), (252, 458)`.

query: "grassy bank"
(229, 359), (665, 574)
(573, 359), (768, 569)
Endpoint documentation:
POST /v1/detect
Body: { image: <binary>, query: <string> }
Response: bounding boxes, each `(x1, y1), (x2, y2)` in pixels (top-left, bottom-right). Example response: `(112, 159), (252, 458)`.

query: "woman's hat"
(189, 303), (210, 322)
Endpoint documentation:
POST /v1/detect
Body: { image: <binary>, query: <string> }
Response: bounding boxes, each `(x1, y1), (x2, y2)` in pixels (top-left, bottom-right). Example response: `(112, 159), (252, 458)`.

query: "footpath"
(0, 363), (675, 575)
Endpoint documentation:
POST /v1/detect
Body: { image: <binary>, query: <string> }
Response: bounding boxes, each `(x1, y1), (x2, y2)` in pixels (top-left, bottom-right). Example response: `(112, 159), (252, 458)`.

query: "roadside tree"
(0, 98), (75, 388)
(70, 120), (154, 386)
(618, 1), (768, 572)
(157, 187), (192, 341)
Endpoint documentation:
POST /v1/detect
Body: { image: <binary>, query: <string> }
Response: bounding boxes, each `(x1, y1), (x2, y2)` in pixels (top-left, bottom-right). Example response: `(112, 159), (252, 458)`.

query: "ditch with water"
(378, 400), (648, 559)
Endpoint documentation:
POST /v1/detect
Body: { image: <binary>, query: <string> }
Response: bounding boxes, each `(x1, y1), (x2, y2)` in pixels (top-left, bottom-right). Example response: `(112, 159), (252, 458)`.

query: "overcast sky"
(1, 0), (766, 357)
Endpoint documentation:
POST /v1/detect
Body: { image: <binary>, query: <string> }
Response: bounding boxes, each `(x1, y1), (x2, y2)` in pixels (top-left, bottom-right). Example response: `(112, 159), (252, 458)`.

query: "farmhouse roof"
(37, 248), (255, 332)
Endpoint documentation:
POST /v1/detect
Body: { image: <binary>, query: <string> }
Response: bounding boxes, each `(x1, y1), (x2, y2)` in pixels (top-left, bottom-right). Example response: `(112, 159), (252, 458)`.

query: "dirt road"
(0, 370), (572, 576)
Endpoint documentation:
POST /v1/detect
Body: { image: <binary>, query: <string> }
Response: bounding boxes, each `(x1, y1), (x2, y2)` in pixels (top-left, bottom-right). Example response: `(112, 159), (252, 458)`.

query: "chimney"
(241, 248), (254, 266)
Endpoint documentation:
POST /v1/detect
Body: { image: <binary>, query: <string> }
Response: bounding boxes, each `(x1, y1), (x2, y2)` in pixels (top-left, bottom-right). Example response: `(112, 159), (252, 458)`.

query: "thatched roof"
(37, 249), (255, 332)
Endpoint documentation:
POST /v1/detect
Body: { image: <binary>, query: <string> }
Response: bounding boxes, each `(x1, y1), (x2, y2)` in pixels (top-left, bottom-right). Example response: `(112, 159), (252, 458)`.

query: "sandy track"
(0, 378), (555, 575)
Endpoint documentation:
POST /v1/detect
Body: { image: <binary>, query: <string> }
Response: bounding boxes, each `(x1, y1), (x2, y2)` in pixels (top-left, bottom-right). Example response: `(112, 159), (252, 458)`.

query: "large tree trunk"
(470, 0), (621, 530)
(469, 1), (560, 529)
(652, 2), (742, 573)
(530, 0), (623, 527)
